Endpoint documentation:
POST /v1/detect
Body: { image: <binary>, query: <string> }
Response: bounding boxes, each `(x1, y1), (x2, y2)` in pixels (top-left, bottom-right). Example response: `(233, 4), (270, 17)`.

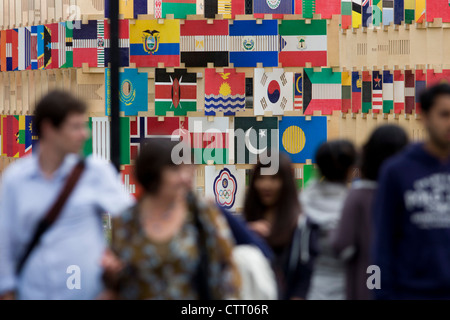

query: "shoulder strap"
(16, 159), (86, 275)
(187, 192), (212, 300)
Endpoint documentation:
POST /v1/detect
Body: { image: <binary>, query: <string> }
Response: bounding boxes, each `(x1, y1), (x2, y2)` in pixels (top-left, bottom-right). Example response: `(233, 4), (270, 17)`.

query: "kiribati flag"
(205, 68), (245, 116)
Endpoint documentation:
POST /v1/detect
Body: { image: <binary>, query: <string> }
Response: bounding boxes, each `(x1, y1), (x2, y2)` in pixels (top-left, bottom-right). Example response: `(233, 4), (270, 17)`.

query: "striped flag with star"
(372, 70), (382, 113)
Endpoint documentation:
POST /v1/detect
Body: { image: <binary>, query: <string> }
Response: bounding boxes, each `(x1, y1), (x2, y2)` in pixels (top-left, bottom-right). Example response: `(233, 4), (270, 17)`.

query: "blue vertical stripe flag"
(18, 27), (32, 71)
(229, 20), (278, 67)
(394, 0), (404, 24)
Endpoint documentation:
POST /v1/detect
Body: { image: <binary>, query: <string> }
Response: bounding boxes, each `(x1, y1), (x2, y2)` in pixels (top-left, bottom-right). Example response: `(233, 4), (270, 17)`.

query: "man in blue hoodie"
(373, 83), (450, 299)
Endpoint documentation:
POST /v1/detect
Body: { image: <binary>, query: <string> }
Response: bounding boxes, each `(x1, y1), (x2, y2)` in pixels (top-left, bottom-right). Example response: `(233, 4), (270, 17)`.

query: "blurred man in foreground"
(0, 91), (134, 300)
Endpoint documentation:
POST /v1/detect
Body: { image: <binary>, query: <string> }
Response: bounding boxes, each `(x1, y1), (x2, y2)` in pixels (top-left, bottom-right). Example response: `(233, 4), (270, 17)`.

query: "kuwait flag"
(394, 70), (405, 114)
(382, 70), (393, 114)
(279, 19), (327, 67)
(188, 117), (230, 165)
(303, 67), (342, 115)
(155, 68), (197, 116)
(372, 70), (382, 113)
(352, 71), (362, 113)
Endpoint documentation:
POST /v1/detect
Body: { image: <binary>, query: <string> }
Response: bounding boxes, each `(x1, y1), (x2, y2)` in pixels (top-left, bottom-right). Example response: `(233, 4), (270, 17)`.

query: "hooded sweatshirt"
(300, 180), (349, 300)
(373, 143), (450, 300)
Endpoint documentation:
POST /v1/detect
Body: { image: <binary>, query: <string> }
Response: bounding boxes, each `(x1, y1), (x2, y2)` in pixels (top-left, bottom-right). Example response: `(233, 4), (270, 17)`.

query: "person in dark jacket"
(373, 83), (450, 299)
(243, 153), (313, 300)
(332, 125), (409, 300)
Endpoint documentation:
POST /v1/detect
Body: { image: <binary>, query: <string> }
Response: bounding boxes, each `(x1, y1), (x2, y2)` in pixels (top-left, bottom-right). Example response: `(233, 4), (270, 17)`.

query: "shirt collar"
(28, 152), (81, 181)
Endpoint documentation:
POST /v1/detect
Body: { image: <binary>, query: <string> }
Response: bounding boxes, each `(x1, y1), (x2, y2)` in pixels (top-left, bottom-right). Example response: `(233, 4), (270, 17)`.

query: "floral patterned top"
(110, 199), (241, 300)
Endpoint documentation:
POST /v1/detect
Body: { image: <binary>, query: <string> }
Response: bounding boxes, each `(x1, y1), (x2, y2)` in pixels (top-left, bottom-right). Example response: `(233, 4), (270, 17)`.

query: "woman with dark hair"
(332, 125), (409, 300)
(300, 140), (357, 300)
(101, 139), (241, 300)
(243, 153), (313, 300)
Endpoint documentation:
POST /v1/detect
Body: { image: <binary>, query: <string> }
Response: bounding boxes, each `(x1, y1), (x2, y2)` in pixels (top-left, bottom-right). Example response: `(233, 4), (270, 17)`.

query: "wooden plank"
(16, 72), (23, 115)
(22, 71), (30, 115)
(34, 0), (41, 25)
(76, 68), (105, 115)
(41, 0), (48, 24)
(0, 0), (4, 29)
(327, 15), (340, 67)
(76, 0), (104, 16)
(28, 70), (36, 114)
(48, 69), (56, 92)
(15, 0), (22, 27)
(28, 0), (34, 27)
(21, 0), (29, 26)
(9, 72), (16, 114)
(54, 0), (62, 22)
(0, 73), (4, 114)
(34, 70), (42, 108)
(48, 0), (56, 23)
(4, 0), (10, 29)
(9, 0), (15, 28)
(40, 69), (49, 98)
(63, 0), (71, 21)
